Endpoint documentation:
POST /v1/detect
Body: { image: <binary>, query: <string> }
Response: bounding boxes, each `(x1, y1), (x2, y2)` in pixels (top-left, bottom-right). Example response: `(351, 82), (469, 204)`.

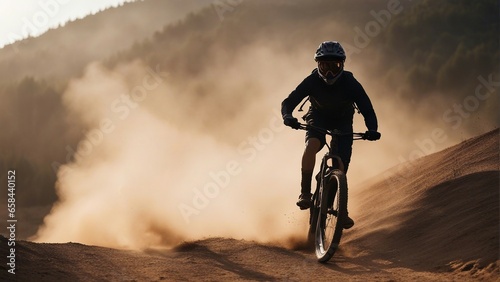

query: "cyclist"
(281, 41), (381, 229)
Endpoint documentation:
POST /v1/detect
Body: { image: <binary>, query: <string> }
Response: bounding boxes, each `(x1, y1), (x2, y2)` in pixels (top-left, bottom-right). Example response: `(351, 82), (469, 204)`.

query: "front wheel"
(315, 169), (348, 262)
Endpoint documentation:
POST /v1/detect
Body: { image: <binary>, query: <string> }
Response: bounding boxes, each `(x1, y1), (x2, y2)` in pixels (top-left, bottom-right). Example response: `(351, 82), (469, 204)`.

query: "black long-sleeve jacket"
(281, 69), (378, 131)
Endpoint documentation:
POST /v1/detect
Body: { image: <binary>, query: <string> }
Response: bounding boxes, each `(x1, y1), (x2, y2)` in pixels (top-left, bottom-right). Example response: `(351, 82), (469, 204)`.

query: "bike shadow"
(297, 246), (402, 276)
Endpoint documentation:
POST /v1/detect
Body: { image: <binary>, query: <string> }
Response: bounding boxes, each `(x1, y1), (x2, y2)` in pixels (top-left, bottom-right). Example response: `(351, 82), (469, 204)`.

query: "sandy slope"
(343, 128), (499, 279)
(1, 129), (498, 281)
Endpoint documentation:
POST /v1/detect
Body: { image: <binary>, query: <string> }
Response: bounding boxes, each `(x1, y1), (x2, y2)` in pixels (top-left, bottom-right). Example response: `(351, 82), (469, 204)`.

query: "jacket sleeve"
(281, 79), (309, 118)
(350, 76), (378, 131)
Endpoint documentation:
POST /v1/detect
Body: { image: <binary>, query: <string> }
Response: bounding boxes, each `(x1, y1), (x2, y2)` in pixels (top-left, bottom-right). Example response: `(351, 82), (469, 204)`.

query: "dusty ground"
(0, 236), (497, 281)
(1, 129), (498, 281)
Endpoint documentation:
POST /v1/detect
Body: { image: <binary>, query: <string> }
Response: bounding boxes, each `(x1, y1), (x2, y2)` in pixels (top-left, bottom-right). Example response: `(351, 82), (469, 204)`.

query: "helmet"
(314, 41), (346, 85)
(314, 41), (346, 61)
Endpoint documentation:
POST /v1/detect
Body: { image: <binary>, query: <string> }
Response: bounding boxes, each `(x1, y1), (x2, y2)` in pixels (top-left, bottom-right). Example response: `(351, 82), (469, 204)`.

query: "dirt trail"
(1, 236), (494, 281)
(1, 129), (498, 281)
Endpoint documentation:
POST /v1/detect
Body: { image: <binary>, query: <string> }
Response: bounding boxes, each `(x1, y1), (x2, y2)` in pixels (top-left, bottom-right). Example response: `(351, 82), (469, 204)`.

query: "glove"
(283, 114), (300, 129)
(364, 130), (381, 141)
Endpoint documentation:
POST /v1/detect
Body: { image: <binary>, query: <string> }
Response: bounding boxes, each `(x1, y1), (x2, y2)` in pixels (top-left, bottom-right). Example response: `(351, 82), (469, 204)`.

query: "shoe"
(296, 193), (312, 210)
(343, 215), (354, 229)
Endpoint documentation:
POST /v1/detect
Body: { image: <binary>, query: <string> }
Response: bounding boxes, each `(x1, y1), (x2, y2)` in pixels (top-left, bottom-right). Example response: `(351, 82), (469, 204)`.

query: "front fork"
(315, 153), (344, 215)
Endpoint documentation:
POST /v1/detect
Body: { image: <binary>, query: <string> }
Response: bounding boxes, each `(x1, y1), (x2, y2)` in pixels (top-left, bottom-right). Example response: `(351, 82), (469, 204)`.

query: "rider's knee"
(305, 138), (321, 154)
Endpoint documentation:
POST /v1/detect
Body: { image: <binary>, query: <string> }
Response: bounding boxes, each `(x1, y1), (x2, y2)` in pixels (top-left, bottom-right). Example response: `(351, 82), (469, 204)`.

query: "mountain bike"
(297, 123), (365, 263)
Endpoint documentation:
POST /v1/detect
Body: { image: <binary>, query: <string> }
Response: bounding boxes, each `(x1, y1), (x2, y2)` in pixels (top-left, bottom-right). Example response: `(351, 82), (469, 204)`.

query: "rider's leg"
(300, 137), (322, 194)
(298, 110), (325, 209)
(338, 134), (354, 173)
(338, 132), (355, 229)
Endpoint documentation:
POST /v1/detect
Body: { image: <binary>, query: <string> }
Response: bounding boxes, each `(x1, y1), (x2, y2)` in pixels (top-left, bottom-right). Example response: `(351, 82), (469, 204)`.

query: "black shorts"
(304, 110), (354, 172)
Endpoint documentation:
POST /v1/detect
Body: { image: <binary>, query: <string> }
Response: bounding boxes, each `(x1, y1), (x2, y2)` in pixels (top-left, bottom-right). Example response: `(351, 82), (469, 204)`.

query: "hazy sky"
(0, 0), (134, 48)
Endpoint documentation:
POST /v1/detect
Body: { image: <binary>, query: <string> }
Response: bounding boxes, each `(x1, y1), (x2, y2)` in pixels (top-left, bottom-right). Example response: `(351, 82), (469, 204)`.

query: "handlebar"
(297, 123), (366, 140)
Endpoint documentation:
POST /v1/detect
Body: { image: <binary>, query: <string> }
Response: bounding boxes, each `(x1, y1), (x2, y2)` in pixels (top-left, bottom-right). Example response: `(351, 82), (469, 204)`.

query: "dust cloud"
(33, 47), (317, 249)
(344, 57), (498, 186)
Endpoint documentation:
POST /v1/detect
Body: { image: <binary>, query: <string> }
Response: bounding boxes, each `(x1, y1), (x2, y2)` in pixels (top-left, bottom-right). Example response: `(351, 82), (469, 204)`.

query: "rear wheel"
(315, 169), (348, 262)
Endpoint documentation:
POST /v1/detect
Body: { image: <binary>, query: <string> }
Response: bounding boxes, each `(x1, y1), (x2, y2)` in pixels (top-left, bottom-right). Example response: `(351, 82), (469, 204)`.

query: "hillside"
(1, 129), (498, 281)
(345, 128), (499, 273)
(0, 0), (208, 82)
